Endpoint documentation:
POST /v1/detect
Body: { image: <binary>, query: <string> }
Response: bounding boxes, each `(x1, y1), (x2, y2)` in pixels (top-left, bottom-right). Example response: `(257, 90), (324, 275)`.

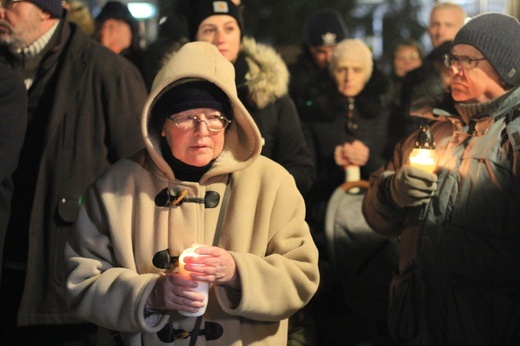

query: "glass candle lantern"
(409, 125), (437, 173)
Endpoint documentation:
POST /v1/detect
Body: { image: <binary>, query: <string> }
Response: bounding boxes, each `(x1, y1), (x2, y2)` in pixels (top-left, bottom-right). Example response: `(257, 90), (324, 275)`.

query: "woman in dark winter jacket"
(301, 38), (392, 240)
(182, 0), (315, 195)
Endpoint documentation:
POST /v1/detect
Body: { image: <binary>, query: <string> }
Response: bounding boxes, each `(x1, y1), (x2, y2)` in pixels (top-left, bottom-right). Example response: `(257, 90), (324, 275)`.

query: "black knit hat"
(305, 9), (348, 47)
(452, 12), (520, 86)
(151, 79), (232, 132)
(183, 0), (244, 41)
(95, 1), (139, 37)
(28, 0), (64, 18)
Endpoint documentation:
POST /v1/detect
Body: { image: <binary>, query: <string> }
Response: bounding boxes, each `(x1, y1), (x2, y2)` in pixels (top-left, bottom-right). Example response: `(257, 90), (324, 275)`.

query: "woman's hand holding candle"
(181, 245), (240, 290)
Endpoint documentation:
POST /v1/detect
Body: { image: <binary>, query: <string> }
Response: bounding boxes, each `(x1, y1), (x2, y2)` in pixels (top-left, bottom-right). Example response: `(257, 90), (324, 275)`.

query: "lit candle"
(344, 165), (361, 193)
(178, 247), (209, 317)
(409, 148), (436, 173)
(409, 125), (437, 173)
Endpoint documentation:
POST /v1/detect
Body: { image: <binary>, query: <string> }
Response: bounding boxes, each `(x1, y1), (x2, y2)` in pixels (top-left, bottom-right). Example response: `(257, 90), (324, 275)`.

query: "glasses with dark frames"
(444, 54), (487, 70)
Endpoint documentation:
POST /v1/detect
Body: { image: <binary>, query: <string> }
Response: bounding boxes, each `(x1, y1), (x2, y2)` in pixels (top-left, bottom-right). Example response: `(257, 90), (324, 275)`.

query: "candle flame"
(409, 148), (436, 173)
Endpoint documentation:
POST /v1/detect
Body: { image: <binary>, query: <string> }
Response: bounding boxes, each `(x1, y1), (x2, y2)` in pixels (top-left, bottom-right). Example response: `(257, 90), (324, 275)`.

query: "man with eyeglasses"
(363, 12), (520, 345)
(0, 0), (147, 344)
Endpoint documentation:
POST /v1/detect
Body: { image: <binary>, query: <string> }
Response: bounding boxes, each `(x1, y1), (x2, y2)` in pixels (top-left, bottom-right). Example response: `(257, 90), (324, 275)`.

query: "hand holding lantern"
(409, 125), (437, 173)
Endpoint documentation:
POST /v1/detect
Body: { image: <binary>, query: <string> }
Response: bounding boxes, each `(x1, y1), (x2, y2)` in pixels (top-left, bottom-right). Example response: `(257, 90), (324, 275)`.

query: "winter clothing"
(288, 47), (334, 120)
(0, 16), (146, 330)
(304, 9), (347, 47)
(184, 0), (244, 40)
(65, 41), (319, 345)
(151, 80), (232, 133)
(0, 64), (27, 284)
(140, 3), (189, 91)
(301, 63), (391, 243)
(95, 1), (144, 68)
(229, 37), (315, 194)
(452, 12), (520, 86)
(28, 0), (64, 18)
(363, 86), (520, 344)
(289, 10), (347, 121)
(95, 1), (139, 35)
(387, 41), (454, 159)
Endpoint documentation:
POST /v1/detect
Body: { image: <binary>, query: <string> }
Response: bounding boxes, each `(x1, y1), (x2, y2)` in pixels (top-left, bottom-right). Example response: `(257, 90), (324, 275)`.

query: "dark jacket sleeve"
(271, 95), (316, 195)
(96, 47), (147, 163)
(0, 64), (27, 183)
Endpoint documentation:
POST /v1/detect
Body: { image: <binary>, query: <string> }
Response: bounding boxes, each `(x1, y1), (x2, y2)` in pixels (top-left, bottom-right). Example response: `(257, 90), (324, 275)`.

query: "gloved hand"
(388, 165), (438, 208)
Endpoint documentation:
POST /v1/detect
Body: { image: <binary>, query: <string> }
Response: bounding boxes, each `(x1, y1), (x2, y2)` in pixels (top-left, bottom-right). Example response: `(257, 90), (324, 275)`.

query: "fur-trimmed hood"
(240, 36), (289, 109)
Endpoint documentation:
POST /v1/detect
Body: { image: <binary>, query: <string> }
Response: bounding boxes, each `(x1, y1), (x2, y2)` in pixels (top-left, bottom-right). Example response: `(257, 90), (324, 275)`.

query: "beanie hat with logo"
(305, 9), (348, 47)
(452, 12), (520, 86)
(183, 0), (244, 41)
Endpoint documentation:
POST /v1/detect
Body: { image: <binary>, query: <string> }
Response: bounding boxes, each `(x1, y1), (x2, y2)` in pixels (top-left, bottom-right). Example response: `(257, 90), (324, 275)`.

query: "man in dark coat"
(289, 9), (348, 120)
(0, 63), (27, 285)
(0, 0), (147, 343)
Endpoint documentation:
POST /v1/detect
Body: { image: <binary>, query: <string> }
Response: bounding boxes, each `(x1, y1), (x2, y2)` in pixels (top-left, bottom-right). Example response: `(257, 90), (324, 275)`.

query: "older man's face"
(428, 7), (465, 48)
(0, 1), (46, 49)
(449, 44), (506, 103)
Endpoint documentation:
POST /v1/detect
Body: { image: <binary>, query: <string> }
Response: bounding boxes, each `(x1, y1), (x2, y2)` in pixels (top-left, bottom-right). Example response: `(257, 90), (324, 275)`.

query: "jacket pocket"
(53, 196), (81, 285)
(56, 196), (82, 223)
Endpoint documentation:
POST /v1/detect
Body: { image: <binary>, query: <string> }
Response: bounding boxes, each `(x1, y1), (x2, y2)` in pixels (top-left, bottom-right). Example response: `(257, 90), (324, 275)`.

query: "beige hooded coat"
(65, 42), (319, 345)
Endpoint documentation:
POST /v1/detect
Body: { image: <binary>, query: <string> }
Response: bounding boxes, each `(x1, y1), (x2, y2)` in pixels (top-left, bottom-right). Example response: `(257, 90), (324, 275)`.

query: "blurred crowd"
(1, 0), (519, 345)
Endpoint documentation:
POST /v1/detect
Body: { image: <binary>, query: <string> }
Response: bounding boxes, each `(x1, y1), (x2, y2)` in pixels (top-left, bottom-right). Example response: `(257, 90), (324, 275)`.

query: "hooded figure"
(182, 0), (316, 195)
(65, 41), (319, 345)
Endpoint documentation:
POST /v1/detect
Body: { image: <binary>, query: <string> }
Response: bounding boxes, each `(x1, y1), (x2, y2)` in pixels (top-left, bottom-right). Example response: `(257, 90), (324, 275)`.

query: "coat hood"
(241, 37), (289, 109)
(142, 41), (262, 181)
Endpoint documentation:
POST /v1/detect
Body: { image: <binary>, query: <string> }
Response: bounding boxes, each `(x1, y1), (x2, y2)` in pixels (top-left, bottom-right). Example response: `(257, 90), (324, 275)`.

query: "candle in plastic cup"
(409, 148), (436, 173)
(344, 165), (361, 194)
(178, 247), (209, 317)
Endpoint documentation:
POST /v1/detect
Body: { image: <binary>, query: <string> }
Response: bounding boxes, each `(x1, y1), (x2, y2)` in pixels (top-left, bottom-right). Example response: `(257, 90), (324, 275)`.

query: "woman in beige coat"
(64, 41), (319, 345)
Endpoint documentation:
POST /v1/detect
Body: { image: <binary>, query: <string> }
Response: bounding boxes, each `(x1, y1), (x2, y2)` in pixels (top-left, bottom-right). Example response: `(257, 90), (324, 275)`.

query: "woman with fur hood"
(182, 0), (315, 195)
(64, 41), (319, 345)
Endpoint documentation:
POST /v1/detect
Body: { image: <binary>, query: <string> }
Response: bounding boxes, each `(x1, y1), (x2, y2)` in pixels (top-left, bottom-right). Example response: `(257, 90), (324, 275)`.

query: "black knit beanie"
(305, 9), (348, 47)
(28, 0), (64, 18)
(151, 79), (232, 132)
(95, 1), (139, 37)
(183, 0), (244, 40)
(452, 12), (520, 87)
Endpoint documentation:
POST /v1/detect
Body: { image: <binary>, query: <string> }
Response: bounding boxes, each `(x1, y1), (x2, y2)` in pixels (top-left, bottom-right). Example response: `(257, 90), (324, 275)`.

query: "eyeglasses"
(444, 54), (487, 70)
(167, 113), (231, 132)
(0, 0), (23, 9)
